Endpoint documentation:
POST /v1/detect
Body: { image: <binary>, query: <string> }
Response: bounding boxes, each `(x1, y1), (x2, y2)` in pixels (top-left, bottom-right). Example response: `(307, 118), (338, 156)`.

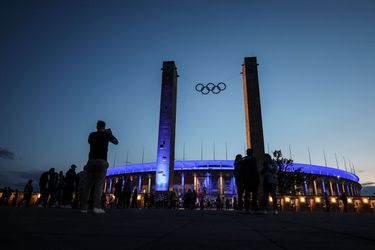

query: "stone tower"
(242, 57), (265, 165)
(155, 61), (178, 192)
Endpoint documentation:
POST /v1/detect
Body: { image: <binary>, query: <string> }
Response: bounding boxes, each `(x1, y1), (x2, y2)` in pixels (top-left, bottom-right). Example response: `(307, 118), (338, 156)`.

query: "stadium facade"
(104, 160), (361, 198)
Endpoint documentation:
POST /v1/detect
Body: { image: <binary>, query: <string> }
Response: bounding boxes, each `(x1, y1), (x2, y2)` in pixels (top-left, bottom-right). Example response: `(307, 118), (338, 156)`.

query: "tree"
(272, 150), (313, 195)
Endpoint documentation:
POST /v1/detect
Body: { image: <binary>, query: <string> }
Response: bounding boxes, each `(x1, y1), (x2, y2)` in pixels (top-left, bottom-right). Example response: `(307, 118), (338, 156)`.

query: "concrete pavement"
(1, 207), (375, 250)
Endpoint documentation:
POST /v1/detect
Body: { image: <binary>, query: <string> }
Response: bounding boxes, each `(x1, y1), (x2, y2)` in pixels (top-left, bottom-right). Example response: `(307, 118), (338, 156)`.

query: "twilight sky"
(1, 0), (374, 189)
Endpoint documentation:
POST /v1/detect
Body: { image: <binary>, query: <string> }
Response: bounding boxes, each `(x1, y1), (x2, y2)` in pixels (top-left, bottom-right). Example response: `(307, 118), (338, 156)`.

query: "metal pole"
(343, 156), (348, 172)
(289, 144), (293, 160)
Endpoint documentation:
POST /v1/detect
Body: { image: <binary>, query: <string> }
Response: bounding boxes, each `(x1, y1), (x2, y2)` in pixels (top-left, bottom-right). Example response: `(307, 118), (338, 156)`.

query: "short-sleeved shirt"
(88, 131), (117, 161)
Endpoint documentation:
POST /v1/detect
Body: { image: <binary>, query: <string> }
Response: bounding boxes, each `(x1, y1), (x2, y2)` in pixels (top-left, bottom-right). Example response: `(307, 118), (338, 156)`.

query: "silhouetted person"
(261, 153), (278, 214)
(340, 192), (348, 213)
(56, 171), (65, 207)
(48, 171), (59, 207)
(38, 168), (55, 207)
(63, 164), (77, 207)
(131, 188), (138, 208)
(234, 154), (244, 210)
(114, 179), (123, 208)
(216, 195), (222, 210)
(225, 198), (230, 210)
(233, 196), (238, 210)
(243, 148), (259, 212)
(1, 187), (9, 206)
(199, 196), (205, 210)
(80, 120), (118, 214)
(324, 192), (330, 212)
(12, 189), (19, 206)
(184, 189), (193, 209)
(169, 190), (177, 209)
(18, 180), (33, 207)
(123, 177), (132, 208)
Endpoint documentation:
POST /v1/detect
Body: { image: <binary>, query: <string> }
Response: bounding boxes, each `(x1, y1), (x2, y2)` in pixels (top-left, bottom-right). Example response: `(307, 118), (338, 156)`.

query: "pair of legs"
(244, 187), (258, 212)
(80, 159), (108, 210)
(237, 186), (244, 210)
(262, 183), (277, 211)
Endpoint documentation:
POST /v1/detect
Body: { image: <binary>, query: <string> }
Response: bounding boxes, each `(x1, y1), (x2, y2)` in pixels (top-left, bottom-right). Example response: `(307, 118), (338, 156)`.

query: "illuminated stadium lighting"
(106, 160), (360, 183)
(284, 197), (291, 203)
(363, 198), (369, 204)
(300, 197), (306, 203)
(315, 197), (321, 203)
(331, 197), (337, 203)
(348, 198), (353, 204)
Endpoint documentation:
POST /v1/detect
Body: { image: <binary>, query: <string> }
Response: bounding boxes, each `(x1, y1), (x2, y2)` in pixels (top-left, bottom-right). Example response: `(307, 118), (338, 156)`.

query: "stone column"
(329, 181), (334, 196)
(313, 180), (318, 195)
(219, 174), (223, 195)
(155, 61), (178, 192)
(147, 175), (152, 193)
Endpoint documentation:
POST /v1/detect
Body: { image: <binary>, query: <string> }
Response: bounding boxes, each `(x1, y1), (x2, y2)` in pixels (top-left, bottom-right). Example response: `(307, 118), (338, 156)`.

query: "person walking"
(18, 180), (33, 207)
(80, 120), (118, 214)
(261, 153), (278, 214)
(242, 148), (259, 213)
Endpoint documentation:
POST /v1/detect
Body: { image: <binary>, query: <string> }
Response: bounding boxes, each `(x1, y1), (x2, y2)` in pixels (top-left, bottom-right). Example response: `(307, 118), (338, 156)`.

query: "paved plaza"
(1, 207), (375, 250)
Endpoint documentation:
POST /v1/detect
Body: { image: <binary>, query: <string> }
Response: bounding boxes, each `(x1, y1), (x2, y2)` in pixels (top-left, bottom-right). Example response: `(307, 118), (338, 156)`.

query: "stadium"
(104, 160), (361, 198)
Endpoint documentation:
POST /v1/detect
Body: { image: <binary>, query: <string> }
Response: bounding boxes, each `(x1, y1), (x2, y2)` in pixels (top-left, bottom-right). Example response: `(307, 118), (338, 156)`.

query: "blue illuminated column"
(155, 61), (178, 192)
(336, 180), (341, 196)
(204, 173), (212, 195)
(346, 183), (350, 195)
(230, 175), (236, 195)
(108, 178), (113, 193)
(321, 178), (326, 194)
(181, 173), (185, 194)
(138, 175), (142, 192)
(350, 184), (354, 196)
(304, 178), (309, 195)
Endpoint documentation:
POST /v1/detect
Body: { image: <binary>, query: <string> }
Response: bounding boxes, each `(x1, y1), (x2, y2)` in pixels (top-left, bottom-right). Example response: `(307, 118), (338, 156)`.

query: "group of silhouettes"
(37, 165), (79, 208)
(234, 148), (279, 214)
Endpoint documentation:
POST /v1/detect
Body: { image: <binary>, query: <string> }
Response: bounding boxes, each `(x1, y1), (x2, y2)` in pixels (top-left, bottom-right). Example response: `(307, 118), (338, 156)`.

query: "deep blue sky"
(1, 0), (374, 189)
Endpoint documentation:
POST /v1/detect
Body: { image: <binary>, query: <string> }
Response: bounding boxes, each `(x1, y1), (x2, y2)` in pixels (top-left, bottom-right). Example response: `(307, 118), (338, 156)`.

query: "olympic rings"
(195, 82), (227, 95)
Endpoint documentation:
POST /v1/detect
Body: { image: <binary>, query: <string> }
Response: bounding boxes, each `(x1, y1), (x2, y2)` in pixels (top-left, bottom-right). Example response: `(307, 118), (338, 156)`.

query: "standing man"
(63, 164), (77, 207)
(38, 168), (55, 207)
(234, 154), (244, 210)
(243, 148), (260, 213)
(80, 120), (119, 214)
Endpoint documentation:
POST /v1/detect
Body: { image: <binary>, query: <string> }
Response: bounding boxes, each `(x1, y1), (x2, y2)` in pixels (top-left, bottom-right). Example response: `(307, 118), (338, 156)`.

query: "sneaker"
(81, 209), (88, 214)
(93, 208), (106, 214)
(263, 210), (268, 215)
(274, 210), (279, 215)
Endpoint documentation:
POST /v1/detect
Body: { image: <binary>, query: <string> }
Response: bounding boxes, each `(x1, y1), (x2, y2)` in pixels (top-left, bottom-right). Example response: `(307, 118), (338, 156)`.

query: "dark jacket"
(242, 156), (259, 188)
